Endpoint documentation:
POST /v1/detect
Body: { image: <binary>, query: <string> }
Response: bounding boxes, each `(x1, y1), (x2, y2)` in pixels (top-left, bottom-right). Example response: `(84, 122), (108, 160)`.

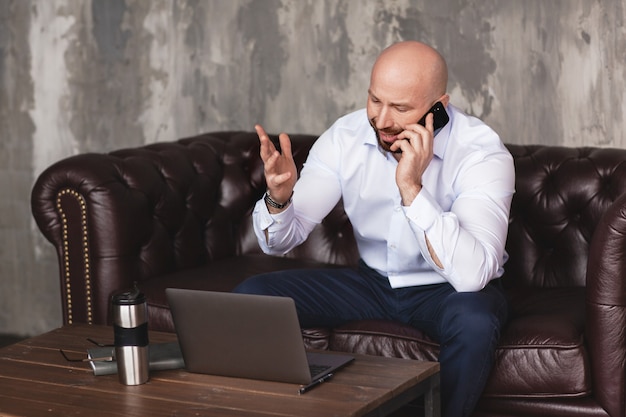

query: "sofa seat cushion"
(485, 286), (590, 398)
(330, 287), (589, 400)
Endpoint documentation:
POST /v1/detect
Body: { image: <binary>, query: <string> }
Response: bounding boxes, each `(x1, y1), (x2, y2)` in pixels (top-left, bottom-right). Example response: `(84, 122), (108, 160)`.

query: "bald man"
(235, 41), (515, 417)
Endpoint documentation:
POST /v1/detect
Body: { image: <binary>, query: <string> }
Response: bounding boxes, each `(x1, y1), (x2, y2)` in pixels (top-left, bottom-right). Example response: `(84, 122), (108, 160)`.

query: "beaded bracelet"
(264, 191), (292, 209)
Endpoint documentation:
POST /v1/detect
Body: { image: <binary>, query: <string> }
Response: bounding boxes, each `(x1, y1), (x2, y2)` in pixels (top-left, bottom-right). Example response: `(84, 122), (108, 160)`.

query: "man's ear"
(439, 94), (450, 107)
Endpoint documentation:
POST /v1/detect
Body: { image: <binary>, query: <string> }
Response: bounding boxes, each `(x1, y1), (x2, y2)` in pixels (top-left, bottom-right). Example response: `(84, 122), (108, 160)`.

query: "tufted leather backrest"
(175, 132), (358, 267)
(32, 131), (626, 310)
(32, 131), (359, 324)
(504, 145), (626, 288)
(101, 131), (358, 277)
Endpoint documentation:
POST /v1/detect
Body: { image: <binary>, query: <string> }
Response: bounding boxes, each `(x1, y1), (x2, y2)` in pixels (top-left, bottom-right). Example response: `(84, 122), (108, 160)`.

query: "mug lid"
(112, 284), (146, 305)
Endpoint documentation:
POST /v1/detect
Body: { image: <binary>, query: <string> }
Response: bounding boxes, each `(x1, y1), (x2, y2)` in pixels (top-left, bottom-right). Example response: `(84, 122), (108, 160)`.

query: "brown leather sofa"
(31, 131), (626, 417)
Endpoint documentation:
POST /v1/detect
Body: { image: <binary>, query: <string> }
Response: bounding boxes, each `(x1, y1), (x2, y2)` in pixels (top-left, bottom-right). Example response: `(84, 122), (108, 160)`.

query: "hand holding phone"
(393, 103), (449, 204)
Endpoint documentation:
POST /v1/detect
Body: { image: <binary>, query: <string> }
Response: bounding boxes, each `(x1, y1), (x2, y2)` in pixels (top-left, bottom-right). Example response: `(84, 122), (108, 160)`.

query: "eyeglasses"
(59, 338), (114, 363)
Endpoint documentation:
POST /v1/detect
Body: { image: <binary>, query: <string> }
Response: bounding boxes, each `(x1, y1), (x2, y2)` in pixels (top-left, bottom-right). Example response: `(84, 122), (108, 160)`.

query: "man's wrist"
(400, 184), (422, 207)
(264, 191), (293, 210)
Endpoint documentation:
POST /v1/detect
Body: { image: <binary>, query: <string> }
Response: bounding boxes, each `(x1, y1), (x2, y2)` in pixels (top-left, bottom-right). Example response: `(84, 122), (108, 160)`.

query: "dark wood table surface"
(0, 324), (440, 417)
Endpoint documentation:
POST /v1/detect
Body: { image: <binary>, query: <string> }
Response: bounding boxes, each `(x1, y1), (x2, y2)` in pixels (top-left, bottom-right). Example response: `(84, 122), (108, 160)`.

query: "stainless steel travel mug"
(112, 286), (149, 385)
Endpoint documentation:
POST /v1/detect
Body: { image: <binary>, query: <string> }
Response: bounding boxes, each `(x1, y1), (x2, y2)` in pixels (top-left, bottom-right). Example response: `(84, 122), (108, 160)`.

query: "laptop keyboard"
(309, 364), (332, 377)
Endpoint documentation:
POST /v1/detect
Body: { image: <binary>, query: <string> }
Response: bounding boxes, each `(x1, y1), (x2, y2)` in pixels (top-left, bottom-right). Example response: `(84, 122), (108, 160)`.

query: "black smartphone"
(417, 101), (449, 137)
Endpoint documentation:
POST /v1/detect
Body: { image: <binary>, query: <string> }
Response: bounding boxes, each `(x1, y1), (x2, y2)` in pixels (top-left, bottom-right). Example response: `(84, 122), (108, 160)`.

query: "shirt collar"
(433, 120), (451, 160)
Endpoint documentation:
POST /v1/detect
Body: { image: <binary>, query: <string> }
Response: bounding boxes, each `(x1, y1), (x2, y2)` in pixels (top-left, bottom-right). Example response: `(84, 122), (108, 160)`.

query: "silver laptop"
(166, 288), (354, 388)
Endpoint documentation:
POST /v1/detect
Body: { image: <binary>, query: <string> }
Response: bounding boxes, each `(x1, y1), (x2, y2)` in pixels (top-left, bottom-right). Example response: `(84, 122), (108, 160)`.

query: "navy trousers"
(233, 260), (508, 417)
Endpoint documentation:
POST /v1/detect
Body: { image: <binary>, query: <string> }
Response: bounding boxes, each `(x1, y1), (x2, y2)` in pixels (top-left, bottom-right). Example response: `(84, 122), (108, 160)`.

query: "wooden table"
(0, 324), (440, 417)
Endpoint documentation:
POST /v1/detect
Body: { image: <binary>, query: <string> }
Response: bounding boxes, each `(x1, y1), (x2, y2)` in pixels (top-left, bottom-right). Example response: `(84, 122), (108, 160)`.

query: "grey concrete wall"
(1, 0), (625, 336)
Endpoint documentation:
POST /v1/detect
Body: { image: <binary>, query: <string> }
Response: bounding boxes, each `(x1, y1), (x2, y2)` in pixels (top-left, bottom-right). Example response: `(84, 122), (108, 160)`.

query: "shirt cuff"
(253, 198), (295, 247)
(254, 198), (274, 230)
(403, 188), (442, 230)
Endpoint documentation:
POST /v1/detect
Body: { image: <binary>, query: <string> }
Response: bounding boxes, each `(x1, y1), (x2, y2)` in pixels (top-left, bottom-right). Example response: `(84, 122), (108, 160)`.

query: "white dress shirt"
(253, 105), (515, 291)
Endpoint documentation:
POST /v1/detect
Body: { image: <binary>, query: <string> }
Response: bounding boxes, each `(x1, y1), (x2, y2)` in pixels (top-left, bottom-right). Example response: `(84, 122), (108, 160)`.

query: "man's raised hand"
(255, 124), (297, 207)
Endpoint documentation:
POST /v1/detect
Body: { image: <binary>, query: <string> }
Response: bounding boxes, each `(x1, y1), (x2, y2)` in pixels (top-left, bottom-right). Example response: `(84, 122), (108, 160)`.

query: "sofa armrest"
(586, 192), (626, 417)
(31, 138), (251, 326)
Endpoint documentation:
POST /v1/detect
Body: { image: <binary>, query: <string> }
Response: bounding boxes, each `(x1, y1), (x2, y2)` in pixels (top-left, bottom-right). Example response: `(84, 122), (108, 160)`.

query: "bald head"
(370, 41), (448, 103)
(366, 41), (450, 153)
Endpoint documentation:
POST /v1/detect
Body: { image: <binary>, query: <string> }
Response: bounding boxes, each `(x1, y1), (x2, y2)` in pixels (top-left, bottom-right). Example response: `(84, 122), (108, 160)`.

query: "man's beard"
(369, 118), (403, 153)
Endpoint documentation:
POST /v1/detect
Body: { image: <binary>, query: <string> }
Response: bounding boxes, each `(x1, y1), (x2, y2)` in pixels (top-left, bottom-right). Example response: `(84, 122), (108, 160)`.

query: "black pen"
(298, 373), (334, 394)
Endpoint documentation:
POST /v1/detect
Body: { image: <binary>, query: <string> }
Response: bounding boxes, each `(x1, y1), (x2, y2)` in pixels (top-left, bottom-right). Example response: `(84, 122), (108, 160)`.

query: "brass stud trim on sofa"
(56, 188), (93, 324)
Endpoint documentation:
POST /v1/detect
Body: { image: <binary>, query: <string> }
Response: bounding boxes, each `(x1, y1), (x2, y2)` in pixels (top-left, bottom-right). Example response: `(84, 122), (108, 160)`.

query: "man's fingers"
(256, 124), (276, 161)
(268, 171), (293, 187)
(278, 132), (293, 159)
(389, 138), (409, 153)
(256, 126), (293, 158)
(255, 124), (268, 138)
(264, 148), (279, 168)
(404, 114), (434, 154)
